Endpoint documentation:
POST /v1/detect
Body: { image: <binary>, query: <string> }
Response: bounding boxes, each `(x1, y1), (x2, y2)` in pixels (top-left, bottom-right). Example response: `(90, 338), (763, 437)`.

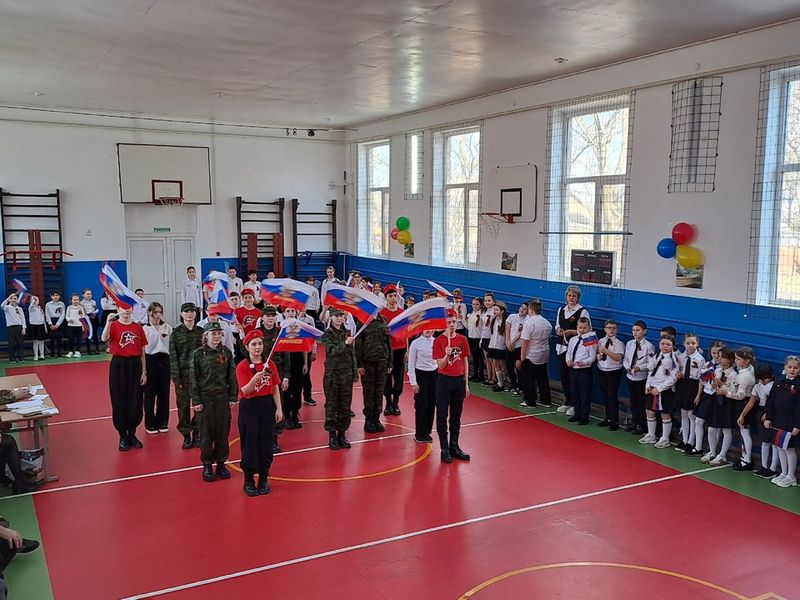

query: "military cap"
(203, 321), (223, 332)
(262, 304), (278, 315)
(180, 302), (198, 313)
(328, 307), (345, 316)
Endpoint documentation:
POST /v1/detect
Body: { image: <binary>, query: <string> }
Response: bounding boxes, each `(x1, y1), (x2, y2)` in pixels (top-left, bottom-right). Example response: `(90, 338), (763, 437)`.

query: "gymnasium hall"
(0, 2), (799, 598)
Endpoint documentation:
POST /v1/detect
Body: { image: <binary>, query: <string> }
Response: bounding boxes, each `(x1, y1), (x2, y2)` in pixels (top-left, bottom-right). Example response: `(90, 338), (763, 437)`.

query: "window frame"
(357, 139), (391, 258)
(545, 95), (633, 285)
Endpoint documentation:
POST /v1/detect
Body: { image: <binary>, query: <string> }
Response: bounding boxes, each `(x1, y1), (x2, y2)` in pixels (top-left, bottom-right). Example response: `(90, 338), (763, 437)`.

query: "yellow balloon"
(676, 245), (703, 269)
(396, 230), (412, 245)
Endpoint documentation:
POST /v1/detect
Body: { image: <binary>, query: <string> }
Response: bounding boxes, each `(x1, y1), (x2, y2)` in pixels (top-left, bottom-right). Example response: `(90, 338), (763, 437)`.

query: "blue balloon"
(657, 237), (677, 259)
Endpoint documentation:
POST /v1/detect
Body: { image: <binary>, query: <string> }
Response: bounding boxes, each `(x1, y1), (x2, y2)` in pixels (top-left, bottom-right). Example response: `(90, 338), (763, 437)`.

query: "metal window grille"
(747, 58), (800, 317)
(431, 122), (483, 268)
(356, 140), (391, 258)
(405, 131), (424, 202)
(668, 77), (722, 193)
(542, 93), (635, 288)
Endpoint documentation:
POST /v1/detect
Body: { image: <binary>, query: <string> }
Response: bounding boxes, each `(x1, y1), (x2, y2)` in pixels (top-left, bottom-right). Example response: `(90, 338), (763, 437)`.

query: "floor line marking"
(2, 414), (531, 499)
(121, 464), (728, 599)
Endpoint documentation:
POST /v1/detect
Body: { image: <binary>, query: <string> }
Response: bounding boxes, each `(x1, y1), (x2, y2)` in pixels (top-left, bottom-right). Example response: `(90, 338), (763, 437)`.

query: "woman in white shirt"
(143, 302), (173, 434)
(408, 329), (439, 443)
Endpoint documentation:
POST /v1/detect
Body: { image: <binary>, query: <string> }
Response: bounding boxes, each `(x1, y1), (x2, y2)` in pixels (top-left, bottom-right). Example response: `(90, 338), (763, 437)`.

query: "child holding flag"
(320, 308), (358, 450)
(281, 307), (311, 429)
(565, 317), (597, 425)
(763, 355), (800, 488)
(380, 285), (405, 416)
(684, 340), (724, 457)
(355, 312), (392, 433)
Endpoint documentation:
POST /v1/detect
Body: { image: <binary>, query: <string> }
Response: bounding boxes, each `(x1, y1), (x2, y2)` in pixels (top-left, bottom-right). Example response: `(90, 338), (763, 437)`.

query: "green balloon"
(396, 216), (410, 231)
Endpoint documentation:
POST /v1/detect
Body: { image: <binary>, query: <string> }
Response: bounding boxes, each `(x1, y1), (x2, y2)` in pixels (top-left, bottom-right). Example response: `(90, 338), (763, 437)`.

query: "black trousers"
(84, 315), (100, 353)
(558, 353), (572, 406)
(238, 394), (276, 476)
(66, 326), (82, 352)
(467, 337), (484, 380)
(628, 378), (647, 429)
(48, 319), (63, 356)
(597, 368), (622, 426)
(6, 326), (23, 361)
(570, 367), (593, 421)
(520, 359), (551, 406)
(435, 374), (466, 447)
(505, 347), (520, 389)
(302, 354), (313, 403)
(109, 355), (144, 437)
(285, 352), (306, 418)
(383, 348), (406, 406)
(414, 369), (438, 438)
(144, 352), (171, 430)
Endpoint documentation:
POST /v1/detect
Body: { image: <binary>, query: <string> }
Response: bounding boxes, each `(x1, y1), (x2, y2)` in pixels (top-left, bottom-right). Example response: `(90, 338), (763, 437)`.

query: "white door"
(127, 236), (196, 323)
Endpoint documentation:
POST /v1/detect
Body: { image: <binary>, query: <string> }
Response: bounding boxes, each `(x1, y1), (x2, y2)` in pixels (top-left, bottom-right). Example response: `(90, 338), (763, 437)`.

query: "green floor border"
(0, 354), (109, 599)
(472, 384), (800, 515)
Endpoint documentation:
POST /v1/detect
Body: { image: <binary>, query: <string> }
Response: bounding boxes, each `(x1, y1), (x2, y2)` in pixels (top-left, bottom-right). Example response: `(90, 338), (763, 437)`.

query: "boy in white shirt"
(565, 317), (597, 425)
(227, 267), (244, 296)
(623, 320), (655, 435)
(596, 319), (626, 430)
(45, 290), (66, 357)
(408, 329), (439, 443)
(518, 298), (552, 407)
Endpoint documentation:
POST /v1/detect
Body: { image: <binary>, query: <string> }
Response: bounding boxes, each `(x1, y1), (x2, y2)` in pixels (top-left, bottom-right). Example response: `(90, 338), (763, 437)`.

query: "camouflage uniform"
(190, 341), (238, 465)
(355, 316), (392, 428)
(320, 323), (357, 434)
(169, 322), (203, 438)
(0, 390), (15, 405)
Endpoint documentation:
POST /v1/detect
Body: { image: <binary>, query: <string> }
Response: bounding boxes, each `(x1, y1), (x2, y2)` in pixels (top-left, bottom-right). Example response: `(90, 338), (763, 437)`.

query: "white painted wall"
(346, 22), (797, 305)
(0, 120), (345, 260)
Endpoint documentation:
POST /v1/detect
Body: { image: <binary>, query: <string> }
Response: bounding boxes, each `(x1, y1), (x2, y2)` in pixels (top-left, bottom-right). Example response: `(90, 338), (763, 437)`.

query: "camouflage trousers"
(196, 399), (231, 464)
(361, 360), (388, 419)
(323, 368), (354, 432)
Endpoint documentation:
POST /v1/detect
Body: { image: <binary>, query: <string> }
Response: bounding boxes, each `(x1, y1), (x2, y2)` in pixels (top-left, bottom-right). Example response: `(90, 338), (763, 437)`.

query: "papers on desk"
(5, 398), (56, 417)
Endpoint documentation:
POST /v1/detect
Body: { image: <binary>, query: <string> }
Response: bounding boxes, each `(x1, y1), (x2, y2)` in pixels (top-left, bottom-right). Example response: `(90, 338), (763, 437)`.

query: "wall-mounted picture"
(403, 243), (415, 258)
(676, 263), (704, 289)
(501, 251), (518, 271)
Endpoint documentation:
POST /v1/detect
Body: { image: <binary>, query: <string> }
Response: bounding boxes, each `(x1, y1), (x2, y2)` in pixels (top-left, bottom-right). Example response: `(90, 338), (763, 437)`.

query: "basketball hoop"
(154, 196), (184, 215)
(479, 212), (514, 240)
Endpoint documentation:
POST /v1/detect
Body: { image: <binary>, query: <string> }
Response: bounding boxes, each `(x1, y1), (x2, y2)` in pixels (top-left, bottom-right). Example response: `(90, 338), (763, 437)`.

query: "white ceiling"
(1, 0), (799, 129)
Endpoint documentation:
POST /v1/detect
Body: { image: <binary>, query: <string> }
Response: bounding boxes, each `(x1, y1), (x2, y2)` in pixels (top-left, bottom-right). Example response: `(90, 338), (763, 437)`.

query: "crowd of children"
(3, 270), (798, 492)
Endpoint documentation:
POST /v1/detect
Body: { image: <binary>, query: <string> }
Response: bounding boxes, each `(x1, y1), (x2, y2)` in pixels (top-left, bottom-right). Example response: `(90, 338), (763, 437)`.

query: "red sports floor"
(4, 359), (800, 599)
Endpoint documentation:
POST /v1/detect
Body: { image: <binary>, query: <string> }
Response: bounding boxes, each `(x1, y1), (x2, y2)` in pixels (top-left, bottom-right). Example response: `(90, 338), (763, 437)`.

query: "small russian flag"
(773, 429), (792, 450)
(387, 297), (450, 342)
(324, 283), (385, 323)
(272, 318), (323, 353)
(699, 364), (716, 383)
(207, 279), (234, 321)
(581, 332), (599, 347)
(261, 278), (317, 310)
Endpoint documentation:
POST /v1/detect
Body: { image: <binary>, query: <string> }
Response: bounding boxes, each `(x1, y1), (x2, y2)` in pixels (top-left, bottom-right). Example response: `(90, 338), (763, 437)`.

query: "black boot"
(450, 435), (470, 461)
(373, 419), (385, 432)
(258, 473), (271, 495)
(128, 433), (143, 449)
(181, 434), (192, 450)
(440, 446), (452, 463)
(337, 431), (351, 449)
(273, 434), (282, 454)
(202, 464), (215, 482)
(392, 397), (402, 415)
(118, 436), (130, 452)
(383, 400), (392, 416)
(329, 432), (341, 450)
(216, 462), (231, 480)
(191, 431), (200, 448)
(243, 473), (259, 497)
(364, 419), (377, 434)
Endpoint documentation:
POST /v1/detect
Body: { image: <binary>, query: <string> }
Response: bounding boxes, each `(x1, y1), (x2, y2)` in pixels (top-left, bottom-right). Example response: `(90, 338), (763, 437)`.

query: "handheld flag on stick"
(773, 428), (792, 450)
(207, 279), (234, 321)
(266, 318), (323, 362)
(387, 297), (450, 343)
(99, 263), (148, 312)
(260, 278), (317, 310)
(10, 279), (28, 304)
(324, 283), (385, 324)
(426, 280), (452, 298)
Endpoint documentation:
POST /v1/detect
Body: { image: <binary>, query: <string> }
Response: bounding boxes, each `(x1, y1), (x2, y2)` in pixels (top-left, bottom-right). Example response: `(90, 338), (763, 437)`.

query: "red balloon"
(671, 222), (696, 245)
(390, 227), (399, 240)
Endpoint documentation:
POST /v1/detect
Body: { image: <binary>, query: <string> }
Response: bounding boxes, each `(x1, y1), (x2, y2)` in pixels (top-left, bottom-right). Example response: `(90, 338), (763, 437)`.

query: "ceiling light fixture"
(32, 91), (45, 96)
(554, 57), (568, 64)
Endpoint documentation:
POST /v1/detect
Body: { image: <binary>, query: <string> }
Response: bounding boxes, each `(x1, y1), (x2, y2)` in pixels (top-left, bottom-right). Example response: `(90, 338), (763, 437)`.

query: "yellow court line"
(228, 419), (433, 481)
(459, 562), (788, 600)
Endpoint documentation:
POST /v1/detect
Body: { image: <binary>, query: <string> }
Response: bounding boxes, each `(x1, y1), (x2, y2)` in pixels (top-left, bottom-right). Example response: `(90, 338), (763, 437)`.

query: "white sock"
(660, 420), (672, 442)
(693, 418), (705, 451)
(680, 410), (691, 443)
(788, 449), (798, 480)
(778, 447), (788, 477)
(740, 427), (752, 463)
(647, 418), (657, 438)
(718, 428), (733, 460)
(708, 427), (720, 454)
(760, 443), (771, 468)
(770, 446), (781, 471)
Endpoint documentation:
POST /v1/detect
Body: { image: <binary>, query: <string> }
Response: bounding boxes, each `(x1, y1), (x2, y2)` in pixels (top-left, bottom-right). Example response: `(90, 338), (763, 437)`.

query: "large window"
(405, 131), (423, 201)
(357, 140), (391, 257)
(544, 94), (634, 284)
(432, 125), (482, 267)
(752, 63), (800, 308)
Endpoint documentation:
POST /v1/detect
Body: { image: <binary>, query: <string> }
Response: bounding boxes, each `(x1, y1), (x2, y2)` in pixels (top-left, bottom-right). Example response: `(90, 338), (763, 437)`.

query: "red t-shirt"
(380, 306), (405, 350)
(235, 307), (262, 334)
(109, 320), (147, 357)
(236, 359), (281, 399)
(432, 333), (471, 377)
